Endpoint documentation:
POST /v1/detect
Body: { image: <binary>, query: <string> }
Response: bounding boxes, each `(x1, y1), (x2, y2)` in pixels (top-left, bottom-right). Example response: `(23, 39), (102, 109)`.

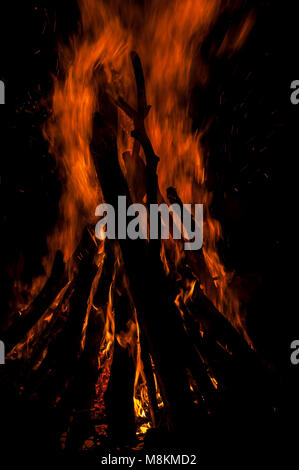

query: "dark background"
(0, 0), (298, 464)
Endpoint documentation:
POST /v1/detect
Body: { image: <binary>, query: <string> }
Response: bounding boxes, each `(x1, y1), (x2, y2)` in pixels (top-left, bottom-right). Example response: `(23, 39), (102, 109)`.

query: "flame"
(115, 304), (151, 430)
(80, 240), (106, 351)
(41, 0), (254, 332)
(98, 243), (151, 432)
(37, 0), (255, 439)
(132, 316), (150, 422)
(210, 377), (218, 390)
(100, 249), (120, 357)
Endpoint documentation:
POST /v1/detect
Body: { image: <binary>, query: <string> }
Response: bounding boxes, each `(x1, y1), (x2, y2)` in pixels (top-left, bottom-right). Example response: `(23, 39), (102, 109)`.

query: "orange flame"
(41, 1), (254, 337)
(39, 0), (255, 437)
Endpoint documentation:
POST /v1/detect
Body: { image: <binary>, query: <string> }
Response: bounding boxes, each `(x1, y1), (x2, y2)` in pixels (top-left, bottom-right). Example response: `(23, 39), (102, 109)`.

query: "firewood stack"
(0, 53), (276, 456)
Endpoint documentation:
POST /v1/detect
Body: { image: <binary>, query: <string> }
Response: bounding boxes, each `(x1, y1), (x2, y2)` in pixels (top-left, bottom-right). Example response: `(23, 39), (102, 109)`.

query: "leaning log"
(3, 250), (66, 353)
(92, 66), (198, 430)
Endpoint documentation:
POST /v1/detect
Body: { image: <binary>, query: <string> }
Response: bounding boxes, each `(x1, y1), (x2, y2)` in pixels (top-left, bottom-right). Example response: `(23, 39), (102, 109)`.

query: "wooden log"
(3, 250), (66, 353)
(63, 291), (106, 452)
(102, 255), (137, 446)
(180, 283), (275, 415)
(32, 227), (99, 404)
(92, 69), (198, 430)
(139, 342), (161, 427)
(186, 283), (252, 357)
(4, 227), (97, 376)
(5, 279), (74, 380)
(166, 186), (218, 300)
(105, 339), (136, 445)
(0, 227), (105, 457)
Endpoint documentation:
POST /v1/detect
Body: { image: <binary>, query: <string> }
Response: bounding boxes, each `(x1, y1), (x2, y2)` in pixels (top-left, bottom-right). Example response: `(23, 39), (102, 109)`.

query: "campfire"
(1, 0), (279, 457)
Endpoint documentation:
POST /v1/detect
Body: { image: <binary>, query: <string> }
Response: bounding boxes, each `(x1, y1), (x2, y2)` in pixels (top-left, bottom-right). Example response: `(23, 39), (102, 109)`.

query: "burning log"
(139, 341), (161, 427)
(92, 59), (198, 431)
(178, 281), (275, 415)
(4, 227), (97, 371)
(166, 186), (218, 300)
(63, 285), (106, 452)
(32, 228), (101, 421)
(61, 240), (120, 452)
(114, 51), (159, 209)
(163, 186), (272, 403)
(184, 283), (252, 358)
(105, 338), (136, 446)
(3, 250), (66, 353)
(102, 246), (137, 446)
(0, 227), (107, 456)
